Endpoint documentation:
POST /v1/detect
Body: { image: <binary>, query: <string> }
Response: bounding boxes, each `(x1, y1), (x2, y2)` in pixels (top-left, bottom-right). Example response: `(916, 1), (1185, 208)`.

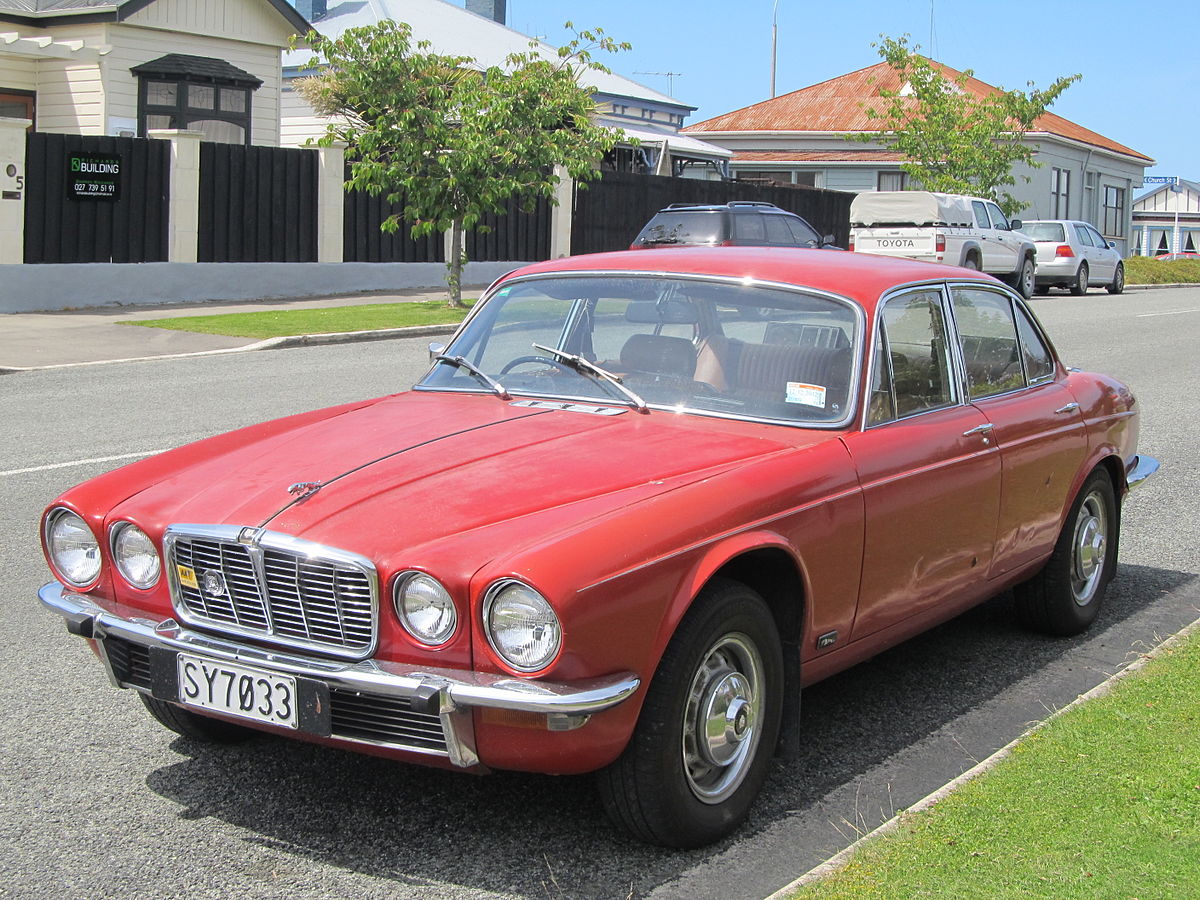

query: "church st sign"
(67, 152), (122, 200)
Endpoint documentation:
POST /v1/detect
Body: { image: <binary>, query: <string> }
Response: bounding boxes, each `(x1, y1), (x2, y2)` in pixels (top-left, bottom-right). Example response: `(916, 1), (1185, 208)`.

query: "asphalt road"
(1, 288), (1196, 900)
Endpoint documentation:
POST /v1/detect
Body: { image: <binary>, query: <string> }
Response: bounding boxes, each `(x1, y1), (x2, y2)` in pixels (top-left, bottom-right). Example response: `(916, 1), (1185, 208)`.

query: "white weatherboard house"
(281, 0), (731, 177)
(1132, 179), (1200, 257)
(684, 60), (1153, 255)
(0, 0), (309, 146)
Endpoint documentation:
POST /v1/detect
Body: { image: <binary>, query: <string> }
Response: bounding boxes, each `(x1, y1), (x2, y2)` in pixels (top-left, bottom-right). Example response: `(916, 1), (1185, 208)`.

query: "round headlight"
(46, 509), (101, 587)
(394, 572), (457, 645)
(111, 523), (161, 589)
(484, 581), (561, 672)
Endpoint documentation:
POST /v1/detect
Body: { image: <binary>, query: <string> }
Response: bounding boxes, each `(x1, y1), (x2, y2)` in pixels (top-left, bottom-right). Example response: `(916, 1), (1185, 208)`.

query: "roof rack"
(726, 201), (779, 208)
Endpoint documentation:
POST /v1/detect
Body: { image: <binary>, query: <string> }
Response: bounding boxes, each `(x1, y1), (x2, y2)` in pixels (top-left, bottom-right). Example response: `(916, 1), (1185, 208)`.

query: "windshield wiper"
(531, 343), (649, 414)
(434, 354), (511, 400)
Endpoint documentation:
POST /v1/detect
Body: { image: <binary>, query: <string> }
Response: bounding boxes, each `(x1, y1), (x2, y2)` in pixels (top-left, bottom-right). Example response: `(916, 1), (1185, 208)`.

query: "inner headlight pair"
(44, 509), (160, 590)
(393, 573), (562, 672)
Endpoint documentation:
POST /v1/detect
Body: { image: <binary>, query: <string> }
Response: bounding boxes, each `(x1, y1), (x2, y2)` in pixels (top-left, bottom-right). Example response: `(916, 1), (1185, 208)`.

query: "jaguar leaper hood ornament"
(287, 481), (323, 500)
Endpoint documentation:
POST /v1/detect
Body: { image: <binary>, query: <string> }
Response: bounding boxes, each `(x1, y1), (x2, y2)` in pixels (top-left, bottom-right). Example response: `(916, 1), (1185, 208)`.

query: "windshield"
(633, 212), (724, 245)
(1024, 222), (1067, 242)
(418, 275), (861, 426)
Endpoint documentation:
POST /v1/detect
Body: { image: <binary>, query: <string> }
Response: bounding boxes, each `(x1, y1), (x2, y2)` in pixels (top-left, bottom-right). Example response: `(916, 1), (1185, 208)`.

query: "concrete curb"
(766, 614), (1200, 898)
(1125, 282), (1197, 291)
(0, 323), (461, 374)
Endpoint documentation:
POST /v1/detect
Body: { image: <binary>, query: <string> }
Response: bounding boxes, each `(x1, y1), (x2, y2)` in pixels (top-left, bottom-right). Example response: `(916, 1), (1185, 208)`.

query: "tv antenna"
(635, 71), (683, 95)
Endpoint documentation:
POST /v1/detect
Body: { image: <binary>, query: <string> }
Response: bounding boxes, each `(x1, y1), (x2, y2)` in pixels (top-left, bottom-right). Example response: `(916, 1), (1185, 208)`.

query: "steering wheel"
(499, 355), (575, 376)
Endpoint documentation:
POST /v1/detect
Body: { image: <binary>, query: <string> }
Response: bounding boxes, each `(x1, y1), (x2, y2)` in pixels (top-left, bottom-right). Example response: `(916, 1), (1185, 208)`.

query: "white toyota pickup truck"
(849, 191), (1037, 298)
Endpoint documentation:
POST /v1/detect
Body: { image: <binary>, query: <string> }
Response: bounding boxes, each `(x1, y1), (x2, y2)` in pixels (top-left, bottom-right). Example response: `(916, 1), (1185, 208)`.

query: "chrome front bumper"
(41, 582), (640, 769)
(1126, 454), (1160, 491)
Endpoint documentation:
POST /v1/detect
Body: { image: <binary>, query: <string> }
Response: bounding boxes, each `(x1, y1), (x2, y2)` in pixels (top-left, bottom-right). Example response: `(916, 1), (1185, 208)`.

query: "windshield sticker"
(786, 382), (827, 408)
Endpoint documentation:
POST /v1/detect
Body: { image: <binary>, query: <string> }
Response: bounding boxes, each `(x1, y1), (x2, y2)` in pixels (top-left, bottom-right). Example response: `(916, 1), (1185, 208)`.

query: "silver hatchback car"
(1023, 219), (1125, 295)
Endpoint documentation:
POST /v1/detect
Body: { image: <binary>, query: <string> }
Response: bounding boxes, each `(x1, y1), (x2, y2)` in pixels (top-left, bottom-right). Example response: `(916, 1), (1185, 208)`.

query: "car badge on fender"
(288, 481), (323, 500)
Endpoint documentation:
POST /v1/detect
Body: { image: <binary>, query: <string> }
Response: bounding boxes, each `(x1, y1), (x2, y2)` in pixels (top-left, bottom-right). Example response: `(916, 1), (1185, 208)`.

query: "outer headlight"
(394, 572), (457, 645)
(483, 580), (562, 672)
(111, 522), (161, 589)
(45, 509), (102, 588)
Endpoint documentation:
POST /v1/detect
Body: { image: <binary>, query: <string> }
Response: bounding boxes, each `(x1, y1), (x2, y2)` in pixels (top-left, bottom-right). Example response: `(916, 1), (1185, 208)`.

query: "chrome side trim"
(40, 583), (640, 767)
(1125, 455), (1160, 492)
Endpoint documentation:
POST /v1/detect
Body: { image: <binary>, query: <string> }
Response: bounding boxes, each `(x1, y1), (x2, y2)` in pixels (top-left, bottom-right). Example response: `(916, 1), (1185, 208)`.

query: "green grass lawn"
(120, 299), (475, 339)
(793, 628), (1200, 899)
(1124, 255), (1200, 285)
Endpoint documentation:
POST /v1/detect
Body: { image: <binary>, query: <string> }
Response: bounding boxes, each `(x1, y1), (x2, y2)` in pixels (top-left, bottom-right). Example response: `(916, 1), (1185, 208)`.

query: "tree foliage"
(853, 35), (1080, 215)
(295, 21), (630, 305)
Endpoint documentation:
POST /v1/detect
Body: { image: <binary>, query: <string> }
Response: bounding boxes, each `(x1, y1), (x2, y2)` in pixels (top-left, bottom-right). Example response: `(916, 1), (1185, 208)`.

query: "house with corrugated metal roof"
(684, 60), (1153, 254)
(282, 0), (731, 177)
(0, 0), (309, 145)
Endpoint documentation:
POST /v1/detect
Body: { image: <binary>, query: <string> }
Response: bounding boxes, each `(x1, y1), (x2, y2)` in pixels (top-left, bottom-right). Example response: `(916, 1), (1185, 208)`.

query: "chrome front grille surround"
(165, 525), (378, 659)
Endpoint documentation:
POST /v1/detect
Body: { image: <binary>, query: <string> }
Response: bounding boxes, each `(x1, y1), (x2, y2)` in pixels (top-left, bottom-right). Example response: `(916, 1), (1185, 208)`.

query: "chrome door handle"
(1055, 402), (1080, 414)
(962, 423), (995, 437)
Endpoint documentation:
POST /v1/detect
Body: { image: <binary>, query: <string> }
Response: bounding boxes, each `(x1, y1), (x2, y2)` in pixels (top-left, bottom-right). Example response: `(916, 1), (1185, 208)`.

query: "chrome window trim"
(164, 524), (380, 661)
(421, 269), (867, 431)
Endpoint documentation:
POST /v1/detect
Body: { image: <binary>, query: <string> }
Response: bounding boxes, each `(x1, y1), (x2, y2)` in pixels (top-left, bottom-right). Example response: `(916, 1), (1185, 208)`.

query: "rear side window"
(1014, 304), (1055, 383)
(1074, 224), (1095, 247)
(764, 215), (794, 245)
(785, 216), (821, 246)
(951, 288), (1022, 399)
(733, 214), (766, 242)
(635, 212), (724, 246)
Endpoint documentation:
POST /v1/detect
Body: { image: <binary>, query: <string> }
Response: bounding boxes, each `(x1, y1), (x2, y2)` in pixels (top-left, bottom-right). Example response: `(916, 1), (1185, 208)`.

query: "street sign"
(1143, 175), (1178, 185)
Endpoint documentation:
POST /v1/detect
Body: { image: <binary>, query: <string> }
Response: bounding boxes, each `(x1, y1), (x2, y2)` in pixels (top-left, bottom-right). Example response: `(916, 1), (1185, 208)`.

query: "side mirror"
(1108, 240), (1117, 250)
(428, 341), (446, 363)
(823, 234), (836, 246)
(1009, 219), (1023, 231)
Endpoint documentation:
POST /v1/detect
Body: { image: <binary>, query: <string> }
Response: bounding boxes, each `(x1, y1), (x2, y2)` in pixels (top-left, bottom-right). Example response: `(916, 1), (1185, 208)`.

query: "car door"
(985, 202), (1020, 273)
(949, 285), (1088, 577)
(1085, 224), (1117, 282)
(971, 200), (1005, 271)
(845, 286), (1002, 639)
(1072, 223), (1102, 284)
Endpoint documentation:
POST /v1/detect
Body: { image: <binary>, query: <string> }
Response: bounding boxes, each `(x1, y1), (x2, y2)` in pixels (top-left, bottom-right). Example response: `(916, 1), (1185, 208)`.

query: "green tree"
(852, 35), (1080, 216)
(296, 21), (629, 306)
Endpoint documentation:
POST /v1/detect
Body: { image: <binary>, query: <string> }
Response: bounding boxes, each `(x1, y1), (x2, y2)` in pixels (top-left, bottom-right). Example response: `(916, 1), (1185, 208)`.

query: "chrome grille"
(166, 526), (378, 658)
(330, 689), (448, 753)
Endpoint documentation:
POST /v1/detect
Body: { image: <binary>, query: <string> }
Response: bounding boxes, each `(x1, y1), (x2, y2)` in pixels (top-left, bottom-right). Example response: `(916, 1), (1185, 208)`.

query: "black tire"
(1070, 263), (1089, 296)
(140, 694), (255, 743)
(1107, 263), (1125, 295)
(1009, 256), (1036, 299)
(597, 579), (784, 848)
(1014, 469), (1118, 636)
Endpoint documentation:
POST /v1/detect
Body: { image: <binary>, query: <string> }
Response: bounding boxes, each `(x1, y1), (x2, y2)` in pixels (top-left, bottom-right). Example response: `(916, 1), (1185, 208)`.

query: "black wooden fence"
(198, 143), (318, 262)
(24, 132), (169, 264)
(571, 171), (853, 255)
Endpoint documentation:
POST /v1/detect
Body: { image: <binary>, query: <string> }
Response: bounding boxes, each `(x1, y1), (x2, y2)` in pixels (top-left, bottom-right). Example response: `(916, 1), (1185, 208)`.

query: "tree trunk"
(447, 218), (465, 308)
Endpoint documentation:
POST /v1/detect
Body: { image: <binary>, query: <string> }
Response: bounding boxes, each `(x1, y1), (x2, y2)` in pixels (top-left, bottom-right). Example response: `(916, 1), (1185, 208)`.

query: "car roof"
(502, 247), (1000, 310)
(658, 202), (792, 214)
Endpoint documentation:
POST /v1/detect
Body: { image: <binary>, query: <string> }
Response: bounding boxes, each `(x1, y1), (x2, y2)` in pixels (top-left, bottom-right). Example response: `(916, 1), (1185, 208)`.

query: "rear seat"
(698, 336), (851, 411)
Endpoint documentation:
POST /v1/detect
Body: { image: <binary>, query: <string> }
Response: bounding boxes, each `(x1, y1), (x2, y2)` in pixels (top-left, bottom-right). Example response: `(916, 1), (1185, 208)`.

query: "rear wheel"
(140, 694), (255, 743)
(1107, 263), (1125, 295)
(962, 253), (981, 271)
(1014, 469), (1118, 636)
(597, 579), (783, 848)
(1070, 263), (1089, 296)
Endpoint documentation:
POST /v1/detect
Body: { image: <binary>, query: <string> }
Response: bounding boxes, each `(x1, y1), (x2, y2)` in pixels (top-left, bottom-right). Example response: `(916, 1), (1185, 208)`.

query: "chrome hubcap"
(682, 634), (763, 804)
(1071, 491), (1108, 605)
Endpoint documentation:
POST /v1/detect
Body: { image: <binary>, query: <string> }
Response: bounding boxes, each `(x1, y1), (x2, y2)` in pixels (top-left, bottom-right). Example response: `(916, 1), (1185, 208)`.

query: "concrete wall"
(0, 261), (528, 313)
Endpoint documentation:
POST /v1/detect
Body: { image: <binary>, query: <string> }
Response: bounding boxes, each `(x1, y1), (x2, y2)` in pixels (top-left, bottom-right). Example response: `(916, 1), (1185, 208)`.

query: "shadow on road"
(145, 563), (1198, 900)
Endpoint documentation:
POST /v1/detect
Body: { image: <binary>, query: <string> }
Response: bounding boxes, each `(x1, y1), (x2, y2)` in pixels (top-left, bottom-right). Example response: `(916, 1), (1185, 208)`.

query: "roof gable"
(0, 0), (309, 32)
(685, 60), (1151, 163)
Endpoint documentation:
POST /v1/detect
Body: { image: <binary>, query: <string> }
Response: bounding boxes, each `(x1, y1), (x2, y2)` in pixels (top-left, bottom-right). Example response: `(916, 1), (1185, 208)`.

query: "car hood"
(110, 391), (832, 565)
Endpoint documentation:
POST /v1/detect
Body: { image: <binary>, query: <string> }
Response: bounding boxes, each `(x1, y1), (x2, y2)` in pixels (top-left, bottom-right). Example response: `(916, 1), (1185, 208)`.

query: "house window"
(0, 89), (35, 130)
(878, 171), (909, 191)
(1050, 167), (1070, 218)
(1102, 186), (1126, 237)
(132, 55), (262, 146)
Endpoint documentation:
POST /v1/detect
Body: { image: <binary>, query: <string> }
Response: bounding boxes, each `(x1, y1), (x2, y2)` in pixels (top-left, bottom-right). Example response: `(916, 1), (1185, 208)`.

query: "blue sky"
(445, 0), (1195, 193)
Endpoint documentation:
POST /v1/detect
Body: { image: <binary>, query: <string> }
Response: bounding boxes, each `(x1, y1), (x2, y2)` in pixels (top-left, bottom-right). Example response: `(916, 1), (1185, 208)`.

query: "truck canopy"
(850, 191), (975, 228)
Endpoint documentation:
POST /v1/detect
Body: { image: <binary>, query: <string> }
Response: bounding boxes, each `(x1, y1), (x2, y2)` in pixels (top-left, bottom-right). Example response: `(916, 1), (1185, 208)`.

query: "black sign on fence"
(67, 152), (122, 201)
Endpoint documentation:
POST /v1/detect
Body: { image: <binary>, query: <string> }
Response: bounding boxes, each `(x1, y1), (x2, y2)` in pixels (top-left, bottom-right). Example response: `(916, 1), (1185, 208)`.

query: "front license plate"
(177, 653), (298, 729)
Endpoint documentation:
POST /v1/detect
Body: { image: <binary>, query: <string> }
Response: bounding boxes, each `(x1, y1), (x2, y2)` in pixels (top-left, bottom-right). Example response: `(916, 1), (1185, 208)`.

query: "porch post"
(0, 118), (31, 265)
(148, 129), (203, 263)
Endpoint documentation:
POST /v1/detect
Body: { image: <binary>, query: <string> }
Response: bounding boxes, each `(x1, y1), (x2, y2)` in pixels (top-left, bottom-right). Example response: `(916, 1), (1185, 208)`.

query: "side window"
(869, 289), (955, 424)
(985, 203), (1010, 231)
(764, 215), (794, 245)
(1088, 226), (1109, 248)
(1014, 304), (1055, 383)
(785, 216), (820, 246)
(1074, 224), (1095, 247)
(951, 288), (1023, 399)
(733, 214), (766, 242)
(972, 200), (990, 230)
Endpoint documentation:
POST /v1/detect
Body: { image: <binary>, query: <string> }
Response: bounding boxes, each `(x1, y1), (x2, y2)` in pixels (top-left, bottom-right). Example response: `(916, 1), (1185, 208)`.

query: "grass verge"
(119, 299), (475, 339)
(1124, 256), (1200, 285)
(791, 627), (1200, 899)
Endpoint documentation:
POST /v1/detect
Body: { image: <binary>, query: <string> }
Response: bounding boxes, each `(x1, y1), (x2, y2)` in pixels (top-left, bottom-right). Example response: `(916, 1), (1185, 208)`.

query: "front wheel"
(1014, 469), (1118, 636)
(597, 579), (784, 848)
(1010, 256), (1036, 298)
(1107, 263), (1125, 295)
(1070, 262), (1089, 296)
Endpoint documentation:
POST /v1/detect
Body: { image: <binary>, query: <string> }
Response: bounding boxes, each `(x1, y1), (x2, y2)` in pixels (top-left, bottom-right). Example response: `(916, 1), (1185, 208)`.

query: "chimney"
(295, 0), (328, 22)
(466, 0), (506, 25)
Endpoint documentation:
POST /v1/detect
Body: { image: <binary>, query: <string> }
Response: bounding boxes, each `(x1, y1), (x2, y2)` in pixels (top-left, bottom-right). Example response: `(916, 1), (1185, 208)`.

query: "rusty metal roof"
(685, 61), (1151, 162)
(733, 149), (907, 163)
